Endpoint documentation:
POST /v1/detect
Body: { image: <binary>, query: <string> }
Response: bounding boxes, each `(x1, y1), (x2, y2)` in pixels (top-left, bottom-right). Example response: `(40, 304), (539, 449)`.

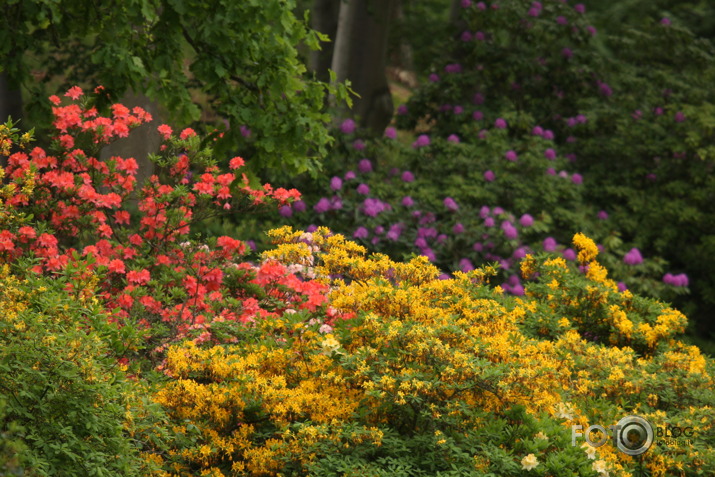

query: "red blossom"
(64, 86), (83, 100)
(157, 124), (173, 140)
(108, 259), (126, 274)
(127, 269), (151, 285)
(179, 128), (197, 140)
(229, 156), (245, 169)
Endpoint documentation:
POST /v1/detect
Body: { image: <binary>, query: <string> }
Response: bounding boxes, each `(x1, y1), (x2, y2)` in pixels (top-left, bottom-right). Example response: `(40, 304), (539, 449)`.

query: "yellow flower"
(521, 453), (539, 471)
(573, 232), (599, 263)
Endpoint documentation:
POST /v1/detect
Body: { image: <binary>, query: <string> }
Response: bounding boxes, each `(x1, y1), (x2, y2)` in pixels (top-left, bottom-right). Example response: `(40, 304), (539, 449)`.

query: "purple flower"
(563, 248), (577, 261)
(421, 248), (436, 262)
(617, 282), (628, 292)
(571, 173), (583, 185)
(362, 198), (387, 217)
(356, 183), (370, 195)
(597, 210), (609, 220)
(675, 111), (686, 122)
(505, 150), (518, 162)
(533, 126), (544, 136)
(460, 0), (472, 7)
(543, 237), (558, 252)
(453, 105), (464, 115)
(476, 1), (486, 10)
(598, 82), (613, 97)
(474, 31), (486, 41)
(461, 31), (473, 42)
(543, 130), (555, 140)
(661, 17), (671, 26)
(473, 93), (485, 105)
(344, 170), (356, 181)
(292, 200), (306, 213)
(624, 248), (643, 265)
(512, 247), (528, 260)
(484, 170), (495, 182)
(240, 125), (252, 137)
(664, 273), (689, 287)
(495, 118), (507, 129)
(473, 242), (483, 252)
(314, 197), (331, 214)
(387, 224), (402, 241)
(557, 15), (568, 25)
(374, 225), (385, 235)
(562, 47), (573, 59)
(331, 196), (343, 210)
(493, 207), (504, 215)
(401, 170), (415, 182)
(459, 258), (475, 272)
(519, 214), (534, 227)
(279, 205), (293, 218)
(484, 217), (495, 227)
(358, 159), (373, 173)
(453, 223), (465, 234)
(397, 104), (408, 115)
(546, 167), (556, 175)
(306, 225), (317, 233)
(528, 7), (540, 17)
(445, 63), (463, 74)
(480, 206), (490, 218)
(401, 196), (414, 207)
(511, 283), (525, 296)
(415, 237), (428, 248)
(473, 110), (484, 121)
(478, 129), (488, 139)
(389, 167), (400, 177)
(330, 176), (343, 191)
(574, 3), (585, 13)
(502, 221), (518, 240)
(444, 197), (459, 211)
(412, 134), (431, 148)
(544, 148), (557, 160)
(437, 234), (447, 244)
(353, 226), (369, 239)
(447, 134), (460, 143)
(429, 73), (440, 82)
(384, 127), (397, 139)
(340, 118), (356, 134)
(587, 26), (597, 36)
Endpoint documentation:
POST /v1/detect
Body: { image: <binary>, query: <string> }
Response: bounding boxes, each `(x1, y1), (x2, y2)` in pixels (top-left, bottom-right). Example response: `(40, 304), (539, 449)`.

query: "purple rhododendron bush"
(264, 0), (715, 342)
(1, 91), (714, 476)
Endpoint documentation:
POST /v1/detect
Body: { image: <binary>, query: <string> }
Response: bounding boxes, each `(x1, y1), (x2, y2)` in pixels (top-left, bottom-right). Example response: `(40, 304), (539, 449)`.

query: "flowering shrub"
(0, 88), (312, 357)
(154, 228), (714, 476)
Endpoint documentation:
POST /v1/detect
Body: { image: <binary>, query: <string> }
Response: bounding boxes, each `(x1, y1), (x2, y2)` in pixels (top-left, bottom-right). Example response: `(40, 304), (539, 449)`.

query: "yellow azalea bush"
(153, 229), (714, 476)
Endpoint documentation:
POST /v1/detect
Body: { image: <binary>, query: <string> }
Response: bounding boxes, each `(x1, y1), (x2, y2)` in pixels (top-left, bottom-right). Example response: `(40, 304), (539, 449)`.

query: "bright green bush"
(0, 262), (161, 476)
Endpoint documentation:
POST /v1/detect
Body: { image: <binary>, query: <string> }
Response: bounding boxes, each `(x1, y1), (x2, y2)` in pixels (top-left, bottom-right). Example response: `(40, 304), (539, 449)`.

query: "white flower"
(581, 442), (597, 459)
(592, 459), (610, 476)
(521, 454), (539, 471)
(319, 324), (333, 334)
(534, 431), (549, 441)
(553, 402), (575, 420)
(321, 335), (342, 355)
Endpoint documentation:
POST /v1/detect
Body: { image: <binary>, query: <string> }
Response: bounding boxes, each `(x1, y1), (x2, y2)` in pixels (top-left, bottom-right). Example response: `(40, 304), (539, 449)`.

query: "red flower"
(0, 231), (16, 252)
(64, 86), (83, 100)
(157, 124), (173, 140)
(108, 259), (126, 274)
(179, 128), (197, 140)
(114, 210), (131, 225)
(229, 156), (245, 170)
(127, 269), (151, 285)
(49, 95), (61, 105)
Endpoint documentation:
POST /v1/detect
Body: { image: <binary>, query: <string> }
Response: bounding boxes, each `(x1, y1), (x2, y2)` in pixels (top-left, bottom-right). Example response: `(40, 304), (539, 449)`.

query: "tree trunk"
(308, 0), (340, 84)
(331, 0), (396, 134)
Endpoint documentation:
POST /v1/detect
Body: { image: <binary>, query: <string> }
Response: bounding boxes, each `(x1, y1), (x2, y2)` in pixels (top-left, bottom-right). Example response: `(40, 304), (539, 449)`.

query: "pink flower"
(358, 159), (373, 173)
(484, 170), (495, 182)
(412, 134), (431, 148)
(330, 176), (343, 191)
(571, 173), (583, 185)
(598, 210), (609, 220)
(544, 148), (557, 160)
(447, 134), (460, 143)
(661, 17), (671, 26)
(543, 237), (558, 252)
(402, 171), (415, 182)
(356, 183), (370, 195)
(574, 3), (585, 13)
(453, 223), (465, 234)
(505, 150), (518, 162)
(519, 214), (534, 227)
(495, 118), (507, 129)
(402, 196), (414, 207)
(384, 127), (397, 139)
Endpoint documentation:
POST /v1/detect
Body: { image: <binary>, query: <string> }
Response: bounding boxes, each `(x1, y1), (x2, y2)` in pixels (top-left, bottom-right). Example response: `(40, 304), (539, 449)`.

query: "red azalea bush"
(0, 86), (332, 361)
